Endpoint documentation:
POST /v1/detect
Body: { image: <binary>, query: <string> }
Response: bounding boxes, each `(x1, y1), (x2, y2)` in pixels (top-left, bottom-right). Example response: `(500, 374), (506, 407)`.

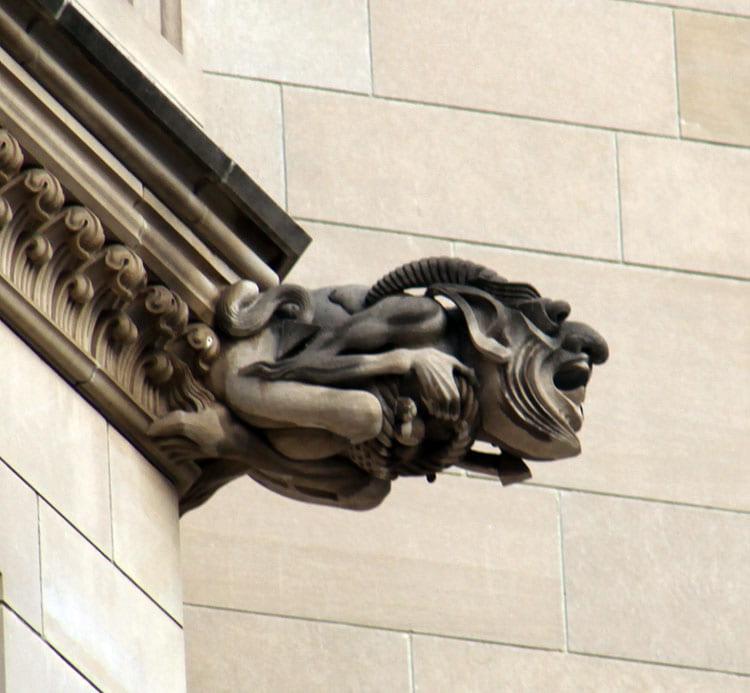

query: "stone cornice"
(0, 1), (307, 506)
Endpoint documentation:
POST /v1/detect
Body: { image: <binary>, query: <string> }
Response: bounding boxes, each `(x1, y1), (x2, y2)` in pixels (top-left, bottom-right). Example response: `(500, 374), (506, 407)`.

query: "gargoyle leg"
(225, 375), (383, 444)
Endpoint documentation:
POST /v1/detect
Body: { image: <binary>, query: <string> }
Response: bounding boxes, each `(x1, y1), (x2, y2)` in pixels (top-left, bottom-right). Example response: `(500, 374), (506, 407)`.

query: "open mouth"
(552, 356), (590, 428)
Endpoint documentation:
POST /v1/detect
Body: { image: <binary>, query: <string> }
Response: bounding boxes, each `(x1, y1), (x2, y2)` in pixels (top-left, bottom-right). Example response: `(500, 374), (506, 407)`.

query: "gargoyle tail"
(216, 280), (313, 337)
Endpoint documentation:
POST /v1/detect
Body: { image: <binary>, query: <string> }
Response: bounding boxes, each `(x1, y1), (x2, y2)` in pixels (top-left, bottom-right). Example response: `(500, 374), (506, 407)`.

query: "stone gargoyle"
(150, 257), (608, 513)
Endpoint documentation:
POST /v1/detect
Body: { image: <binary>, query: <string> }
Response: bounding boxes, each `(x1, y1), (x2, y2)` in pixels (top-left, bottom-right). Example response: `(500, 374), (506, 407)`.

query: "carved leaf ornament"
(0, 127), (218, 424)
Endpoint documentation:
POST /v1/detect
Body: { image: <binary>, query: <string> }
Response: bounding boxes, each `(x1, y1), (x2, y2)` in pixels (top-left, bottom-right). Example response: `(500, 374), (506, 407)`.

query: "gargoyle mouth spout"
(553, 356), (591, 392)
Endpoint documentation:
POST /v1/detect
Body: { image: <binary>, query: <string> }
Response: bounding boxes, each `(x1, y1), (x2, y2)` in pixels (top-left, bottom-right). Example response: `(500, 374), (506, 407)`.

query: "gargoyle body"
(151, 258), (608, 513)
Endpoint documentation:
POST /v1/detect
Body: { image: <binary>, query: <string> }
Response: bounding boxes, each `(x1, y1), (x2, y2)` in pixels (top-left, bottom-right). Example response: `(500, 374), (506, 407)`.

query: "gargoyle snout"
(560, 321), (609, 365)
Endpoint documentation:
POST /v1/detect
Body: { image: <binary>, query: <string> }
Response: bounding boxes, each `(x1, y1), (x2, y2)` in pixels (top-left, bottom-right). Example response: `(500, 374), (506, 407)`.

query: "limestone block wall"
(179, 1), (750, 690)
(0, 317), (186, 691)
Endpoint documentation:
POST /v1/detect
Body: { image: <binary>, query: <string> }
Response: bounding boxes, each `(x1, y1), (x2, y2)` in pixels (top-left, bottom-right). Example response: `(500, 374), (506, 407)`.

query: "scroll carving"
(0, 128), (218, 450)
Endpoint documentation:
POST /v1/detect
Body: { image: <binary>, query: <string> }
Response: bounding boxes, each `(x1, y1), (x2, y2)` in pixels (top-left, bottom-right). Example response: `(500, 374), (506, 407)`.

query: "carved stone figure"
(149, 258), (608, 513)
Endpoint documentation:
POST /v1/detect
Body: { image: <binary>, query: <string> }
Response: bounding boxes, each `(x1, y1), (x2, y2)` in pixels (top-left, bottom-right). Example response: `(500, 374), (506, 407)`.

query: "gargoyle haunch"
(150, 258), (608, 512)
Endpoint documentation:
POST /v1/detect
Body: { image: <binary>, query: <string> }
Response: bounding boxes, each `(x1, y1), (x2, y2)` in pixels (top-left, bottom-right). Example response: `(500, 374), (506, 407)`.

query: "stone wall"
(0, 318), (186, 691)
(179, 1), (750, 690)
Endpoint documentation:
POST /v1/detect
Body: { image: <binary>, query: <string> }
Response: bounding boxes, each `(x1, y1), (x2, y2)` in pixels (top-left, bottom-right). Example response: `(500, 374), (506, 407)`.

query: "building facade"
(1, 0), (749, 691)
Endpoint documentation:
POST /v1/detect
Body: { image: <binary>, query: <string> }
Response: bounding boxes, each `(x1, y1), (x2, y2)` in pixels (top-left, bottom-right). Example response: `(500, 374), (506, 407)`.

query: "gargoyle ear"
(429, 285), (512, 363)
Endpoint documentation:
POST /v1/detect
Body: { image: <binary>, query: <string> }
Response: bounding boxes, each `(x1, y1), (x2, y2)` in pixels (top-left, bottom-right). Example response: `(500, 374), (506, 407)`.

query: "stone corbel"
(0, 0), (309, 510)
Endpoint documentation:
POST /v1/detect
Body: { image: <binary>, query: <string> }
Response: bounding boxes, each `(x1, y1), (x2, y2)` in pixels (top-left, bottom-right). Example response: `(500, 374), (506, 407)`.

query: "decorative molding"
(0, 126), (220, 494)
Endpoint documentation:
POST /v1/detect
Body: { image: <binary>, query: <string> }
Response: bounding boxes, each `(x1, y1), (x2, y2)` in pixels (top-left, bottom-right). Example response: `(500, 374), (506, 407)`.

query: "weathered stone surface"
(676, 11), (750, 147)
(371, 0), (677, 134)
(39, 502), (186, 693)
(181, 474), (563, 648)
(0, 461), (41, 631)
(109, 427), (182, 622)
(563, 492), (750, 674)
(183, 0), (371, 92)
(184, 606), (411, 693)
(455, 244), (750, 512)
(1, 606), (94, 693)
(285, 89), (619, 258)
(0, 319), (111, 553)
(619, 134), (750, 277)
(202, 74), (285, 207)
(412, 634), (750, 692)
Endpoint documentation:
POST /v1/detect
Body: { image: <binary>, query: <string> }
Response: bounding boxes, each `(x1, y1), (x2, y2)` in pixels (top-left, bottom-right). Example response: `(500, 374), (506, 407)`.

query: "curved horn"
(365, 256), (540, 307)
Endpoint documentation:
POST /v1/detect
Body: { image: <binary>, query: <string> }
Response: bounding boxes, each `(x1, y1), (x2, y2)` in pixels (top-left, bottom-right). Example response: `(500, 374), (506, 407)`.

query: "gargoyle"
(150, 258), (608, 513)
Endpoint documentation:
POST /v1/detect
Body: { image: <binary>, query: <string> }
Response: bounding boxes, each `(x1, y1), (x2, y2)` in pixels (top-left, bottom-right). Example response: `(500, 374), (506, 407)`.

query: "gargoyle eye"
(544, 299), (571, 326)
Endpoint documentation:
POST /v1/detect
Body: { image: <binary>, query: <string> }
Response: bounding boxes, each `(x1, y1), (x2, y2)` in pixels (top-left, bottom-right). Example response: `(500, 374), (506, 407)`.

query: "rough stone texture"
(619, 134), (750, 277)
(0, 462), (41, 632)
(39, 502), (186, 693)
(182, 474), (563, 649)
(456, 244), (750, 512)
(563, 492), (750, 674)
(184, 606), (411, 693)
(183, 0), (371, 93)
(0, 319), (111, 554)
(285, 88), (619, 258)
(1, 606), (95, 693)
(109, 427), (183, 622)
(202, 74), (286, 207)
(412, 635), (750, 692)
(676, 11), (750, 147)
(287, 221), (452, 286)
(371, 0), (677, 134)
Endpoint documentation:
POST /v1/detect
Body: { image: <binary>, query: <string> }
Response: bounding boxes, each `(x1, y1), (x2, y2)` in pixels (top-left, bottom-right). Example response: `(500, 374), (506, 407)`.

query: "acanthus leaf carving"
(0, 127), (220, 497)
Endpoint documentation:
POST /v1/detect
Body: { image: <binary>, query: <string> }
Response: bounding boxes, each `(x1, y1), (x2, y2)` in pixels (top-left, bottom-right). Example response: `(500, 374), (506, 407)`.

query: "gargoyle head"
(438, 284), (608, 461)
(365, 257), (608, 464)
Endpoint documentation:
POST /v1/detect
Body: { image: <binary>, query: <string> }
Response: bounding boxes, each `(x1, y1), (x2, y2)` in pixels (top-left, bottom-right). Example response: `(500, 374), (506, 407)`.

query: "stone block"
(181, 474), (563, 649)
(639, 1), (750, 16)
(183, 0), (371, 93)
(39, 502), (186, 692)
(1, 606), (94, 692)
(370, 0), (677, 134)
(455, 244), (750, 511)
(109, 427), (182, 622)
(412, 634), (750, 691)
(563, 492), (750, 673)
(619, 133), (750, 277)
(676, 11), (750, 147)
(285, 89), (619, 258)
(202, 74), (285, 207)
(0, 462), (41, 631)
(287, 221), (452, 286)
(184, 606), (411, 692)
(0, 319), (111, 553)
